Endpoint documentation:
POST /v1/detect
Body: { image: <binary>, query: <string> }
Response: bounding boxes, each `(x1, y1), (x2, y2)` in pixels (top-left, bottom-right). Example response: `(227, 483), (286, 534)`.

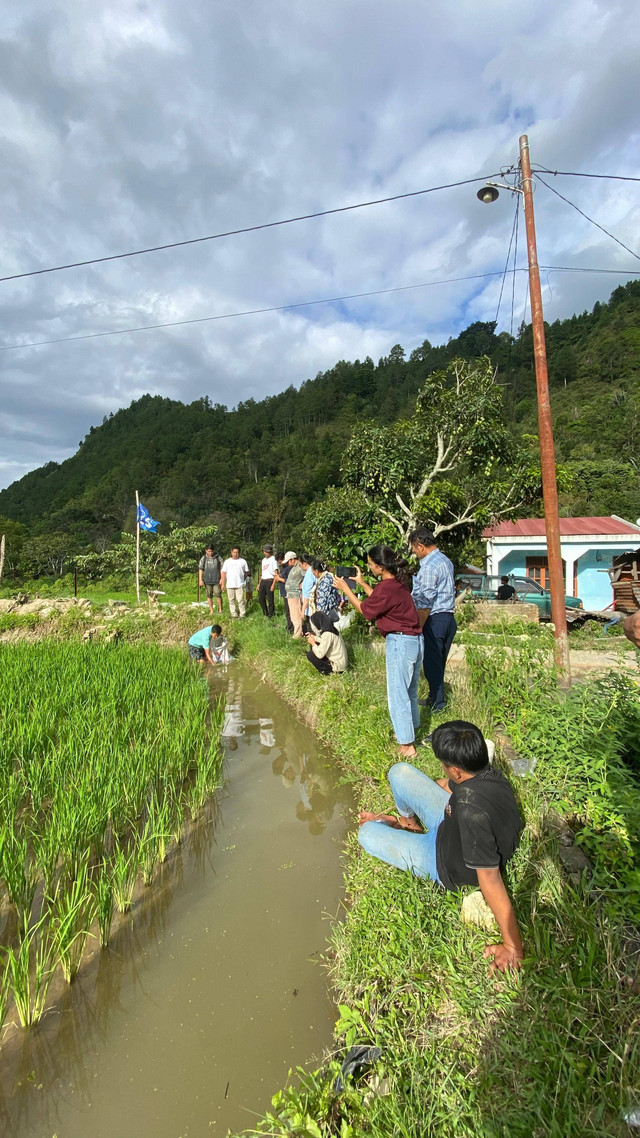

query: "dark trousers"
(306, 648), (332, 675)
(258, 579), (275, 617)
(422, 612), (457, 710)
(283, 596), (294, 633)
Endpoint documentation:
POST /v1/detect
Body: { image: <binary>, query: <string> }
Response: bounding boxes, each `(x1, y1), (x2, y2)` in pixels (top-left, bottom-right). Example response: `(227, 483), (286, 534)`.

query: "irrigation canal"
(0, 662), (352, 1136)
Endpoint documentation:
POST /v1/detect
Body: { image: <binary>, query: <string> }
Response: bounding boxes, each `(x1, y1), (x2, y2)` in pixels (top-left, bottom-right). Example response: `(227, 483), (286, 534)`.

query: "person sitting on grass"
(188, 623), (232, 665)
(358, 720), (524, 973)
(304, 611), (348, 676)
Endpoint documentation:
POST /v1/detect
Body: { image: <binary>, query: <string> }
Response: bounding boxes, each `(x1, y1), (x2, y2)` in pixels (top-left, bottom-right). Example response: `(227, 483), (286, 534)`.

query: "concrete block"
(474, 601), (540, 625)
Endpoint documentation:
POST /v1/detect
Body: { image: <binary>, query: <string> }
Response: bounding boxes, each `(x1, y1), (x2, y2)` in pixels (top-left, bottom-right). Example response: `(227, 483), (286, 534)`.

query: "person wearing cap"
(274, 552), (293, 632)
(258, 543), (278, 618)
(283, 552), (305, 638)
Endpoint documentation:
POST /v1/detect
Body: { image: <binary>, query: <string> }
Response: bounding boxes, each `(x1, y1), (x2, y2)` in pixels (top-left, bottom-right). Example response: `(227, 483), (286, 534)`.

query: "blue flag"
(137, 502), (160, 532)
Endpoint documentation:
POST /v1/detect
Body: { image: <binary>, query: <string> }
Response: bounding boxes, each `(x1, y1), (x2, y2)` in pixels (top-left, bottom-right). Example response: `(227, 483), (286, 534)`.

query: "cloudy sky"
(1, 0), (639, 490)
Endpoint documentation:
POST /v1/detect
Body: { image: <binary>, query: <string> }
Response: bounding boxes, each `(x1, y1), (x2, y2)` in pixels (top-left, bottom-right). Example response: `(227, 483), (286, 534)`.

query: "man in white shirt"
(258, 543), (278, 618)
(220, 546), (250, 618)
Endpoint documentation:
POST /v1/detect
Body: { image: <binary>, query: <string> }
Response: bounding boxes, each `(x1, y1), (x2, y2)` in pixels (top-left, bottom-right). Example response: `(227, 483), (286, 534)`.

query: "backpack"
(200, 554), (222, 585)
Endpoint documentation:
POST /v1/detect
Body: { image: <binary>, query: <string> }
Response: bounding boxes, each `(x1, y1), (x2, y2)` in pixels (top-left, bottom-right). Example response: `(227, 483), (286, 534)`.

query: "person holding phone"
(335, 545), (422, 759)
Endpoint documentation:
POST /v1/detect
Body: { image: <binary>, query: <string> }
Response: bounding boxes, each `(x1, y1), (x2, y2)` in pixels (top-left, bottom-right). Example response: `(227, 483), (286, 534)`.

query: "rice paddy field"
(0, 641), (223, 1030)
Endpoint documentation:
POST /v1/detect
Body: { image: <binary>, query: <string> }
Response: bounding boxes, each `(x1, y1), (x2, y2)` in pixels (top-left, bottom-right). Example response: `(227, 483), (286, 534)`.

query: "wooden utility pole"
(135, 490), (141, 606)
(519, 134), (570, 679)
(0, 534), (5, 585)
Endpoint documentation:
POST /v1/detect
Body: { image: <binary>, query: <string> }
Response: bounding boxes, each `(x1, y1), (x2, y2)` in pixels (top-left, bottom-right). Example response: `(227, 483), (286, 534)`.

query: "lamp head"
(477, 184), (500, 204)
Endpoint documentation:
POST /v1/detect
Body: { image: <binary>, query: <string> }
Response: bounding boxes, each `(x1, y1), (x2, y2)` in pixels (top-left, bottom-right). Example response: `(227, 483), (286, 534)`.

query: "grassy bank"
(0, 641), (223, 1031)
(228, 615), (640, 1138)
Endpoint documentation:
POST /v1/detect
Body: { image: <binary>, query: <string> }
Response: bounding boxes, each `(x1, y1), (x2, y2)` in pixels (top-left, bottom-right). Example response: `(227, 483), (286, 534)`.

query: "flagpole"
(135, 490), (140, 605)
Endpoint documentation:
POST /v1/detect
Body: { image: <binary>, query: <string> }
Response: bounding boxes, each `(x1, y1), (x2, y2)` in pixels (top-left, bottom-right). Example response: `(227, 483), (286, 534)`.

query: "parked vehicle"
(455, 574), (583, 621)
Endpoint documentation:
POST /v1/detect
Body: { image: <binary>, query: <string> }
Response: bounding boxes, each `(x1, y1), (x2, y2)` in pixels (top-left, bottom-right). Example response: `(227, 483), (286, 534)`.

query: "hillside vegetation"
(1, 279), (639, 571)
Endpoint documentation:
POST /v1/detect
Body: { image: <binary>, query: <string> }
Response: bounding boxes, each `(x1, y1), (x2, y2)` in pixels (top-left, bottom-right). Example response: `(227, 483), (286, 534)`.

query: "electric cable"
(509, 203), (520, 339)
(534, 168), (640, 184)
(1, 263), (638, 353)
(0, 174), (500, 286)
(0, 270), (524, 352)
(534, 173), (640, 262)
(494, 199), (519, 326)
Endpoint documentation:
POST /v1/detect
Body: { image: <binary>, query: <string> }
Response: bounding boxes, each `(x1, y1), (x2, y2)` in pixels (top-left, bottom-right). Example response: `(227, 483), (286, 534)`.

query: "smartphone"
(336, 565), (357, 578)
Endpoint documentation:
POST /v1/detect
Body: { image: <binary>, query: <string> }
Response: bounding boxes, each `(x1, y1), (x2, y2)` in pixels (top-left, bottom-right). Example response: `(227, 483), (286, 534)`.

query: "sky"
(1, 0), (639, 490)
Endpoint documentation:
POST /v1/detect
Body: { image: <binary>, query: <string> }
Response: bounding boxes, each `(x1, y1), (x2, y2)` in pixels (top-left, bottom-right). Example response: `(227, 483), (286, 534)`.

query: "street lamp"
(478, 136), (570, 681)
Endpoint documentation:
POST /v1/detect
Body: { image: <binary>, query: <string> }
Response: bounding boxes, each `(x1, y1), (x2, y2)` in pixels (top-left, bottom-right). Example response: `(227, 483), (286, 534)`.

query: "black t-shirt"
(435, 767), (523, 891)
(497, 583), (516, 601)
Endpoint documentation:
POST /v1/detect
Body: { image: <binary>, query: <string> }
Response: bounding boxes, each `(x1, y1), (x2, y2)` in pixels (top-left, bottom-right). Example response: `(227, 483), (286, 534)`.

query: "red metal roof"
(483, 516), (640, 539)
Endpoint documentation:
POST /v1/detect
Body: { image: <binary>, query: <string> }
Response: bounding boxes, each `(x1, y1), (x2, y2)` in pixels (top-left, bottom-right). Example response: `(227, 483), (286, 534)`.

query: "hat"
(283, 550), (297, 561)
(263, 544), (274, 553)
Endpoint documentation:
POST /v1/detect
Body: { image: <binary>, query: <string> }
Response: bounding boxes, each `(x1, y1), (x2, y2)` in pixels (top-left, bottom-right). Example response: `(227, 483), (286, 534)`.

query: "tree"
(302, 487), (398, 563)
(339, 356), (544, 543)
(21, 532), (81, 578)
(0, 516), (28, 577)
(77, 525), (216, 587)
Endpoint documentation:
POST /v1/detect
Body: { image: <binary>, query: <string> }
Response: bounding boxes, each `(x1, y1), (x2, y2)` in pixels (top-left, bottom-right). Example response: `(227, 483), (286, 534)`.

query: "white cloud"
(0, 0), (639, 489)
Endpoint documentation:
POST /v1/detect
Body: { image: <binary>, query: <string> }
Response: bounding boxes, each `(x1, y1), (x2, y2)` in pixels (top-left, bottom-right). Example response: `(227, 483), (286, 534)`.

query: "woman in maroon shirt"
(335, 544), (423, 758)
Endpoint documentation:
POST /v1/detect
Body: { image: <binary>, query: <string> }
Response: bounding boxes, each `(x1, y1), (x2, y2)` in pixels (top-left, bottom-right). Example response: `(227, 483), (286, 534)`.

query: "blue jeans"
(385, 633), (423, 745)
(358, 762), (449, 881)
(422, 612), (457, 711)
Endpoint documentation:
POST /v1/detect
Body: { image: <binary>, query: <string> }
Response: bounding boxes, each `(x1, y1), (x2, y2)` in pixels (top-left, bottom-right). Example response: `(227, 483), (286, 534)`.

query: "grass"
(225, 612), (640, 1138)
(0, 640), (224, 1030)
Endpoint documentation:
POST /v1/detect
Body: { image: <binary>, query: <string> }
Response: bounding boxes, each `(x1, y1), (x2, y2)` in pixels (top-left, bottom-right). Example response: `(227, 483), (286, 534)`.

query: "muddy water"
(0, 663), (351, 1137)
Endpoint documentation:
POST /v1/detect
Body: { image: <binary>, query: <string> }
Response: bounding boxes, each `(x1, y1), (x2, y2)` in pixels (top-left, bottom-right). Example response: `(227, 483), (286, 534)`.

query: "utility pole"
(519, 134), (570, 679)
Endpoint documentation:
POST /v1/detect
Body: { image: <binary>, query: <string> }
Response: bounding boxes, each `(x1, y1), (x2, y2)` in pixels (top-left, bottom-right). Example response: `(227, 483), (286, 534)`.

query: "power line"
(534, 167), (640, 184)
(0, 174), (499, 286)
(509, 202), (520, 339)
(534, 173), (640, 262)
(0, 270), (522, 352)
(494, 199), (519, 325)
(2, 263), (638, 353)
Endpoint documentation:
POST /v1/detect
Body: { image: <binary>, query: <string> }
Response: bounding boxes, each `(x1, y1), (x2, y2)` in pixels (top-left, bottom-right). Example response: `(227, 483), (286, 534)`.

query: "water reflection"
(1, 665), (351, 1138)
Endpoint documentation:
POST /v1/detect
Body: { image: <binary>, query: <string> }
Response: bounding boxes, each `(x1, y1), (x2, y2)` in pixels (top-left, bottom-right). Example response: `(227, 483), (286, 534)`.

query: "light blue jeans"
(358, 762), (450, 882)
(385, 633), (423, 745)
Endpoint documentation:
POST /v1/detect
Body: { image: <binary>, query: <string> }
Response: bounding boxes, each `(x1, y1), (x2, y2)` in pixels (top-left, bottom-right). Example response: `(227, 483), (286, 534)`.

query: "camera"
(335, 565), (357, 579)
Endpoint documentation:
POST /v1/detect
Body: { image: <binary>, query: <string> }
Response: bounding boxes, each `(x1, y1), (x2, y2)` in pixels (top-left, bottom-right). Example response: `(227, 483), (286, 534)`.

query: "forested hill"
(1, 278), (640, 546)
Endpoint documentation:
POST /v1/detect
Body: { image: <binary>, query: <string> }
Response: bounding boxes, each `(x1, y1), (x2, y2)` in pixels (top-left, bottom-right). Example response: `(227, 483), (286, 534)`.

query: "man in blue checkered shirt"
(409, 526), (457, 715)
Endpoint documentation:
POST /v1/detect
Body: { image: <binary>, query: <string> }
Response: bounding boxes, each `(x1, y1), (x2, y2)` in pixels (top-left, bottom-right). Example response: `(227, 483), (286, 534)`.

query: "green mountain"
(1, 279), (639, 550)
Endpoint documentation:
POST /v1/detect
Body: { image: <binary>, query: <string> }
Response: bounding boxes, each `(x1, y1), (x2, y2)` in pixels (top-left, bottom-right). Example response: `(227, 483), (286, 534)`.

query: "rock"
(82, 626), (102, 641)
(543, 812), (575, 847)
(0, 599), (17, 613)
(17, 599), (50, 614)
(108, 600), (128, 608)
(461, 891), (497, 931)
(558, 844), (592, 878)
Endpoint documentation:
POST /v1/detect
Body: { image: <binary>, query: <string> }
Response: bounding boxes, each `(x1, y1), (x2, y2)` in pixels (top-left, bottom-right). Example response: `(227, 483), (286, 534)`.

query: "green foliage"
(2, 280), (640, 576)
(340, 356), (542, 543)
(77, 523), (215, 586)
(0, 641), (224, 1023)
(228, 616), (640, 1138)
(302, 486), (398, 562)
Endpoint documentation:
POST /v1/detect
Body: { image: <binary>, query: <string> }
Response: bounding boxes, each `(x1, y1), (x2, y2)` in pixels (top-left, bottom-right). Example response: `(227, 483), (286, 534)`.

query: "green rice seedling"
(111, 840), (139, 913)
(94, 861), (115, 948)
(0, 830), (38, 924)
(3, 917), (54, 1027)
(46, 852), (98, 982)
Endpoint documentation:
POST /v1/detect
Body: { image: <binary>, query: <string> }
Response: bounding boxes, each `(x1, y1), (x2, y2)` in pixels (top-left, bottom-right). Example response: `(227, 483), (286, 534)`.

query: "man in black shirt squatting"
(358, 721), (524, 973)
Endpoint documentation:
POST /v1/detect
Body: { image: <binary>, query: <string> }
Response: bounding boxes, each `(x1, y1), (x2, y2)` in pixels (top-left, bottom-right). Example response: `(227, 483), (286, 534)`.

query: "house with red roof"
(482, 516), (640, 611)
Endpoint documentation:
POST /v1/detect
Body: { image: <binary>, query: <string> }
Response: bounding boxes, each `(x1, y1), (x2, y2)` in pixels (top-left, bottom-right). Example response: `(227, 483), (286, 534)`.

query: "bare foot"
(397, 744), (418, 759)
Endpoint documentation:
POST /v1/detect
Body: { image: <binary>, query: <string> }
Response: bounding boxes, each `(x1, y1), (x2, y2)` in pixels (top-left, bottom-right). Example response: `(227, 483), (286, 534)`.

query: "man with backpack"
(198, 543), (223, 616)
